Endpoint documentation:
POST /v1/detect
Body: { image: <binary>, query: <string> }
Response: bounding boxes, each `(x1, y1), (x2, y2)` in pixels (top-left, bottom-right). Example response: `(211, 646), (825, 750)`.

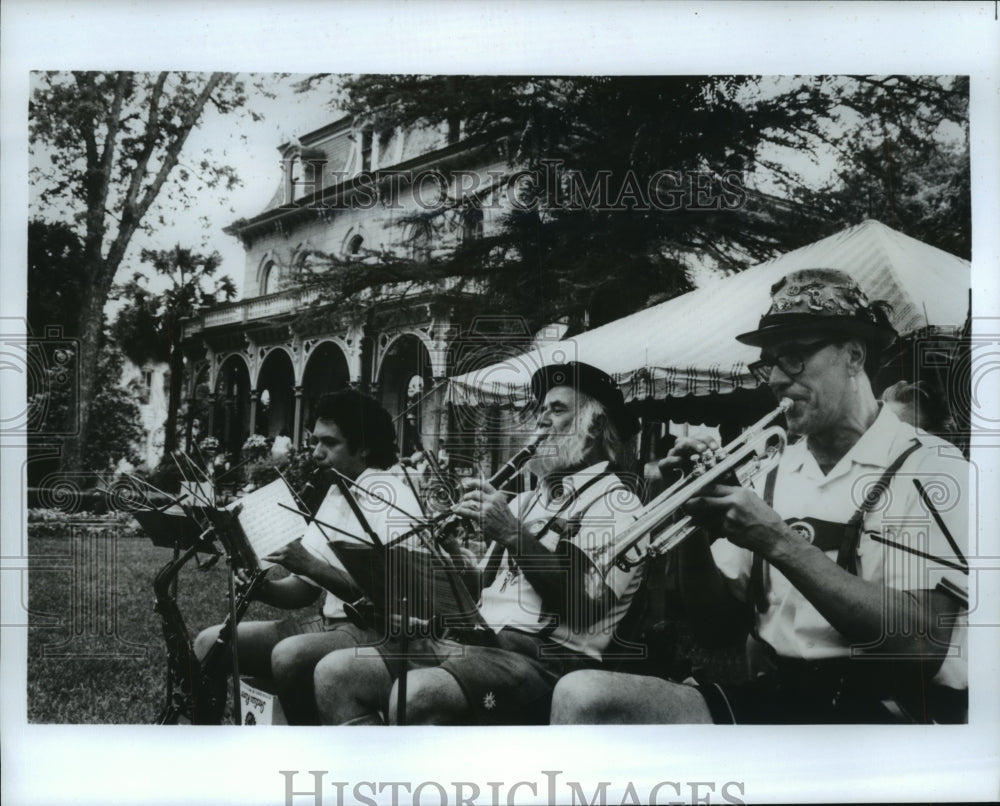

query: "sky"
(29, 73), (969, 306)
(28, 73), (346, 304)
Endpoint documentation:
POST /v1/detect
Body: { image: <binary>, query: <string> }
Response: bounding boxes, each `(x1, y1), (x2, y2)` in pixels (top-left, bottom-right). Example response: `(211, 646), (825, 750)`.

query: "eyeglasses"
(747, 337), (843, 385)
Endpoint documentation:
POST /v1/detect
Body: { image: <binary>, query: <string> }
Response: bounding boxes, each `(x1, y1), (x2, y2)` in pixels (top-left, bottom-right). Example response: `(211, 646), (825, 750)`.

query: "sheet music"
(226, 478), (305, 568)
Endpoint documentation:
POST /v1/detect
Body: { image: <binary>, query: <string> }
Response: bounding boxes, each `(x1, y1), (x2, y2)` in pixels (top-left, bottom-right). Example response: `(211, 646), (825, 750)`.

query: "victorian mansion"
(180, 116), (532, 469)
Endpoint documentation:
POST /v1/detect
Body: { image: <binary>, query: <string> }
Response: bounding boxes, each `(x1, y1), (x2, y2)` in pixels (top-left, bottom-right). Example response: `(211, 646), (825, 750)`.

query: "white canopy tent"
(447, 220), (970, 409)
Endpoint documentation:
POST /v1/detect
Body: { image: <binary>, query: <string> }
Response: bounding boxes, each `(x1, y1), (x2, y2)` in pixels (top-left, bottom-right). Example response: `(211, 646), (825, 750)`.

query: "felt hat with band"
(530, 361), (639, 438)
(736, 268), (897, 348)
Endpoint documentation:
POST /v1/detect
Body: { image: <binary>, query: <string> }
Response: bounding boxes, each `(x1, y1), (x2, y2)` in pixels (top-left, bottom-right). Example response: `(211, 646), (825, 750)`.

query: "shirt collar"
(845, 404), (911, 467)
(541, 460), (611, 503)
(785, 404), (914, 480)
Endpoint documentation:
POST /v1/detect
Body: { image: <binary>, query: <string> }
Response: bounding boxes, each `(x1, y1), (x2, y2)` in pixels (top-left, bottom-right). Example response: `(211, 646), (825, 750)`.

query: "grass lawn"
(27, 530), (312, 724)
(27, 528), (746, 724)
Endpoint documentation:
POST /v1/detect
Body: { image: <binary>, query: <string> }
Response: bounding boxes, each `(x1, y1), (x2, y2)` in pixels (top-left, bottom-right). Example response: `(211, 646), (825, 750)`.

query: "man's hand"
(658, 435), (721, 479)
(264, 538), (322, 577)
(451, 478), (519, 547)
(685, 483), (792, 558)
(234, 566), (265, 600)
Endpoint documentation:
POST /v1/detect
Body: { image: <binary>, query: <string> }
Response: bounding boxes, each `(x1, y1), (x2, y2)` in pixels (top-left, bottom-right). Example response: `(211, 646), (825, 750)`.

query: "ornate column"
(206, 392), (216, 436)
(431, 375), (449, 455)
(184, 395), (196, 454)
(223, 391), (235, 453)
(293, 385), (304, 447)
(249, 388), (260, 436)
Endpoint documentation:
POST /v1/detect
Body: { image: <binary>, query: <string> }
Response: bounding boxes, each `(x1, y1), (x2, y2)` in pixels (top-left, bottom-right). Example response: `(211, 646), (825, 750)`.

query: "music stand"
(200, 504), (264, 722)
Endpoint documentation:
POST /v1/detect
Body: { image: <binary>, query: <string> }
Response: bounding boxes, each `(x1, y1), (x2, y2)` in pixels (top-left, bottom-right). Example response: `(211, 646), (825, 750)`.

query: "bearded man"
(312, 361), (646, 725)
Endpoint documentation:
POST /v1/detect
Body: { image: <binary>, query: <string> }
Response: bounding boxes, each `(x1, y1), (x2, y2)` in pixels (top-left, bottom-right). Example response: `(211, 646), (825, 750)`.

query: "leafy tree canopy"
(29, 71), (261, 473)
(112, 246), (234, 365)
(294, 74), (968, 333)
(112, 245), (235, 457)
(27, 218), (86, 336)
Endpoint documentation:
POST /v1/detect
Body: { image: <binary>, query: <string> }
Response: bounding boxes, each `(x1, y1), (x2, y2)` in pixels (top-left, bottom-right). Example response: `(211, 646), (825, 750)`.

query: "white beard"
(526, 428), (590, 478)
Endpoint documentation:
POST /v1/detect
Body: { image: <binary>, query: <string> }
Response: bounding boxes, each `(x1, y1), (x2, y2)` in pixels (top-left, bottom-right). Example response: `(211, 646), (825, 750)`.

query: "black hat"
(735, 268), (897, 348)
(530, 361), (639, 438)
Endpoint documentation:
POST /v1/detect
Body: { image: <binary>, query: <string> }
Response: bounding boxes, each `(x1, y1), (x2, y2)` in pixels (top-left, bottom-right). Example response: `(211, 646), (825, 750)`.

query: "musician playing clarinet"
(194, 389), (421, 724)
(313, 361), (646, 725)
(551, 269), (969, 724)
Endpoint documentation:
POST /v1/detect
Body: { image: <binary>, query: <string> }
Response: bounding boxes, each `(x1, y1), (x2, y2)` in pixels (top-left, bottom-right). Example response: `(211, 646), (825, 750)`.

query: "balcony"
(182, 276), (486, 340)
(181, 287), (318, 339)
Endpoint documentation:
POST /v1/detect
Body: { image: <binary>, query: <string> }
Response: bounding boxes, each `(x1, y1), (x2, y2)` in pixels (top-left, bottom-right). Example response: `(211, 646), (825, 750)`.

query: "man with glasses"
(551, 268), (969, 724)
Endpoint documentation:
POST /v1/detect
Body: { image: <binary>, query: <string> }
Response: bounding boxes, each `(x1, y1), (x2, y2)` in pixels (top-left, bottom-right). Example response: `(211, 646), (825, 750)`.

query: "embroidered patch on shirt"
(788, 520), (816, 544)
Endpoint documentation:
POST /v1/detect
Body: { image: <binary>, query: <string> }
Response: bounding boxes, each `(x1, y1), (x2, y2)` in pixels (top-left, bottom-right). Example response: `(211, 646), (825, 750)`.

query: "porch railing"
(181, 276), (484, 339)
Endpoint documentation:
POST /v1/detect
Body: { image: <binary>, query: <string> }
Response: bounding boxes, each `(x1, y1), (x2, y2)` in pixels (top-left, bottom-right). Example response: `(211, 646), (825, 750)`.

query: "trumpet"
(588, 398), (793, 578)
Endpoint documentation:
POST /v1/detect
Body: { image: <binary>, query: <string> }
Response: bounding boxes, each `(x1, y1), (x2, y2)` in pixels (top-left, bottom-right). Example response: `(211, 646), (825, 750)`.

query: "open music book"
(132, 507), (212, 550)
(329, 540), (487, 632)
(224, 478), (307, 569)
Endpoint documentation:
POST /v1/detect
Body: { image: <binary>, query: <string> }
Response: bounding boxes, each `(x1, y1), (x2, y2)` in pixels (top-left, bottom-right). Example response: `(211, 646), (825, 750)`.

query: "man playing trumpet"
(552, 269), (969, 724)
(313, 361), (645, 725)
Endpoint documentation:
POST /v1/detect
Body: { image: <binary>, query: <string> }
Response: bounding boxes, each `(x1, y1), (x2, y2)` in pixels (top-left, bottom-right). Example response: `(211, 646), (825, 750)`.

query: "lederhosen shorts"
(695, 656), (968, 725)
(273, 613), (354, 641)
(373, 627), (597, 725)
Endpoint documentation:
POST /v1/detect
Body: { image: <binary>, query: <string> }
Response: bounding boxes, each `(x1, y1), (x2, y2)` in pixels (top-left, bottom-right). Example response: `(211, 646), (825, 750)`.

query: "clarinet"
(295, 465), (332, 520)
(386, 434), (546, 549)
(431, 433), (545, 544)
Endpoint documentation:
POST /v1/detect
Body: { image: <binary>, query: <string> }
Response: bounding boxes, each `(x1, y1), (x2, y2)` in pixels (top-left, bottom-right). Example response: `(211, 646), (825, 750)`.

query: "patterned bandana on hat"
(736, 268), (897, 348)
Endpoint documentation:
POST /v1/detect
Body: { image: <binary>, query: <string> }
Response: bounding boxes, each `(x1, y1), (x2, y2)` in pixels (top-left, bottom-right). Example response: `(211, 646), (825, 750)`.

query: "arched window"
(462, 206), (483, 243)
(347, 234), (364, 257)
(360, 128), (373, 171)
(409, 223), (432, 262)
(260, 261), (277, 295)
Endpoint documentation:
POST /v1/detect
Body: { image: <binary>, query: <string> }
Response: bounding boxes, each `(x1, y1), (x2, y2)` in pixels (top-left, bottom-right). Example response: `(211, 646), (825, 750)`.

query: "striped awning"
(448, 220), (970, 408)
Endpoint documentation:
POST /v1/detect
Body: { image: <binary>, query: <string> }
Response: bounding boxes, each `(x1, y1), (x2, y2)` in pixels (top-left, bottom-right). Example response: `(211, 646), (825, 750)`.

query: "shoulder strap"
(482, 470), (611, 586)
(750, 467), (779, 612)
(836, 439), (922, 575)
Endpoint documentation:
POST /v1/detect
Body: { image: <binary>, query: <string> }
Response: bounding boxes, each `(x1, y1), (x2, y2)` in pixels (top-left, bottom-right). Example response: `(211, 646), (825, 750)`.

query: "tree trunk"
(162, 342), (185, 458)
(61, 271), (107, 475)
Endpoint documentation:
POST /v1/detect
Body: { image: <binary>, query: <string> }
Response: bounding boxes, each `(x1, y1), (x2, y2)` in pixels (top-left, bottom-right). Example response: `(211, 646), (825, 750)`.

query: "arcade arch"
(300, 341), (351, 444)
(255, 348), (295, 439)
(213, 355), (251, 455)
(377, 333), (434, 458)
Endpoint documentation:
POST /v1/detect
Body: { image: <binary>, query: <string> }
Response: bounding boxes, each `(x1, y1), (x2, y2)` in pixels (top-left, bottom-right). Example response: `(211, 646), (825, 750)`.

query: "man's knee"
(551, 671), (711, 724)
(193, 624), (222, 660)
(393, 668), (468, 725)
(314, 648), (379, 724)
(314, 649), (363, 702)
(271, 636), (310, 685)
(551, 670), (623, 723)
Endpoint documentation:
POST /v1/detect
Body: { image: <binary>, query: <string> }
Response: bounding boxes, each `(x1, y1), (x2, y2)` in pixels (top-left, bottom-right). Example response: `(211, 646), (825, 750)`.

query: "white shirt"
(712, 405), (969, 688)
(477, 461), (645, 660)
(297, 466), (423, 618)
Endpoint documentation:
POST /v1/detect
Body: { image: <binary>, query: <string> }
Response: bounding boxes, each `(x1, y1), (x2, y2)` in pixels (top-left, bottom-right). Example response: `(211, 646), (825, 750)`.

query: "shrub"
(27, 508), (142, 539)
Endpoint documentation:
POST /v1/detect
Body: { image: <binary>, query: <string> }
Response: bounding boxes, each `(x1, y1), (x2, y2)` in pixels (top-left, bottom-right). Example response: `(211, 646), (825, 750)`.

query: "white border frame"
(3, 2), (998, 804)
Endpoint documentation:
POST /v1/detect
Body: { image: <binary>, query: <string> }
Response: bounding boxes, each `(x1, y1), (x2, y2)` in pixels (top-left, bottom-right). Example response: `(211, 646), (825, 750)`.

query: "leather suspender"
(836, 439), (922, 574)
(750, 438), (922, 611)
(481, 471), (614, 588)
